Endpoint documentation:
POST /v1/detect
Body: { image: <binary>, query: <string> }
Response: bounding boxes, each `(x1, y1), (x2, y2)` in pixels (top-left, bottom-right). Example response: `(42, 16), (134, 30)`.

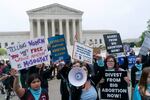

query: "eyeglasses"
(107, 61), (114, 63)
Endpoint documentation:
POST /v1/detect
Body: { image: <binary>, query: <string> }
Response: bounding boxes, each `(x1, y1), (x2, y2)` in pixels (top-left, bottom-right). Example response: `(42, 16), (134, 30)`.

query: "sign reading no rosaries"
(48, 35), (69, 63)
(103, 33), (124, 54)
(7, 37), (50, 70)
(73, 42), (93, 64)
(100, 71), (128, 100)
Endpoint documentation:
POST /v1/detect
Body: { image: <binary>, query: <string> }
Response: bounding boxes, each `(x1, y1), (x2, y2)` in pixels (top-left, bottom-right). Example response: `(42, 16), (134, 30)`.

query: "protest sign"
(48, 34), (69, 63)
(101, 71), (128, 100)
(7, 37), (50, 70)
(128, 56), (136, 69)
(72, 42), (93, 64)
(139, 36), (150, 56)
(103, 33), (124, 54)
(117, 56), (125, 65)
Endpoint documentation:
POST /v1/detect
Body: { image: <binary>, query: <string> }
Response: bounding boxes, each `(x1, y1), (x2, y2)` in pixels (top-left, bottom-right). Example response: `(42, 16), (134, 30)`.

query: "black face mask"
(136, 61), (140, 64)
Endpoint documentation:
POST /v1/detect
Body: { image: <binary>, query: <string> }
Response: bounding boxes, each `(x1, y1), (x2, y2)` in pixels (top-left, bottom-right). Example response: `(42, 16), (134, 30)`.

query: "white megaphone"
(68, 67), (87, 87)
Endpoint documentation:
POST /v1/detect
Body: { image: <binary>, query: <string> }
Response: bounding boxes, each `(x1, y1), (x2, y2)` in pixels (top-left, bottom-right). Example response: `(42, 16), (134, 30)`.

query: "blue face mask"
(97, 59), (104, 67)
(29, 87), (41, 100)
(135, 63), (142, 71)
(147, 84), (150, 93)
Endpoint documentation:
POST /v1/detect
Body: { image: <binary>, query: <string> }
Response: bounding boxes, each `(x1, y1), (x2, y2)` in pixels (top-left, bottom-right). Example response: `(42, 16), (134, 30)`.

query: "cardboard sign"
(101, 71), (128, 100)
(48, 34), (69, 63)
(7, 37), (50, 70)
(103, 33), (124, 54)
(73, 42), (93, 64)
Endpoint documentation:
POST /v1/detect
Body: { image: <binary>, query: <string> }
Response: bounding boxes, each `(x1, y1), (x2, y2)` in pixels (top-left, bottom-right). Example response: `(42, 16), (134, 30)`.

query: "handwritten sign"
(7, 37), (50, 70)
(101, 71), (128, 100)
(72, 42), (93, 64)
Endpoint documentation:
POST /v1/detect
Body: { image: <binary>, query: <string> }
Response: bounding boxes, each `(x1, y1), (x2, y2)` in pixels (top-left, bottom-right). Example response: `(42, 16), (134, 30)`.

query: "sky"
(0, 0), (150, 40)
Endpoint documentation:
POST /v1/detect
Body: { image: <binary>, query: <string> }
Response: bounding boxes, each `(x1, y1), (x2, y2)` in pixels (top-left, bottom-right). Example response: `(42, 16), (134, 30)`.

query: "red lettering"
(31, 47), (43, 53)
(11, 54), (19, 59)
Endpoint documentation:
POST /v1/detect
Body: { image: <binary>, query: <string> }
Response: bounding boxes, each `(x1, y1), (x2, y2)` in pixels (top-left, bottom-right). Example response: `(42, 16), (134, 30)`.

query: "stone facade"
(0, 3), (117, 55)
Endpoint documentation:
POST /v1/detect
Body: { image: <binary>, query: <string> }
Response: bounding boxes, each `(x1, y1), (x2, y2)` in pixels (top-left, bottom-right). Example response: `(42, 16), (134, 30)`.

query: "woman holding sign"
(99, 54), (130, 100)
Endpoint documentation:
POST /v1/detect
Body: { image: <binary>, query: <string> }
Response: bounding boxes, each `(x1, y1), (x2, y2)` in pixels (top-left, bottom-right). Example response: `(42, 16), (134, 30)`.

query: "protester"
(104, 55), (130, 83)
(70, 61), (99, 100)
(133, 67), (150, 100)
(92, 54), (105, 85)
(131, 56), (144, 88)
(100, 54), (130, 100)
(129, 49), (135, 56)
(11, 68), (49, 100)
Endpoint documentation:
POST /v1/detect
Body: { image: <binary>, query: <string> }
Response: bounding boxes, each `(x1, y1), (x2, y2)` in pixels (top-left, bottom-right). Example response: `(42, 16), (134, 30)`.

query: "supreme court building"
(0, 3), (117, 55)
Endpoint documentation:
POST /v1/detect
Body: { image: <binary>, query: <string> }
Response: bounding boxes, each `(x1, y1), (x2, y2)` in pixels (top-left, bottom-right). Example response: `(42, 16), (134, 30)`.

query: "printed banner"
(7, 37), (50, 70)
(103, 33), (124, 54)
(101, 71), (128, 100)
(72, 42), (93, 64)
(48, 35), (69, 63)
(128, 56), (136, 69)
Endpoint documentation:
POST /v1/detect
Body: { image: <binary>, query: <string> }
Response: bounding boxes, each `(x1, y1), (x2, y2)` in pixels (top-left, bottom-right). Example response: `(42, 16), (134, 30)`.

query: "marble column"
(79, 19), (82, 42)
(44, 19), (48, 44)
(37, 19), (41, 37)
(51, 19), (55, 36)
(29, 19), (34, 39)
(44, 19), (48, 39)
(66, 19), (70, 45)
(59, 19), (63, 35)
(72, 19), (76, 42)
(1, 43), (5, 48)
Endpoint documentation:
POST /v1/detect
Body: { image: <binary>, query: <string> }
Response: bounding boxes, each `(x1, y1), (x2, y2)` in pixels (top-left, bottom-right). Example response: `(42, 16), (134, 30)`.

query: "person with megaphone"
(69, 61), (99, 100)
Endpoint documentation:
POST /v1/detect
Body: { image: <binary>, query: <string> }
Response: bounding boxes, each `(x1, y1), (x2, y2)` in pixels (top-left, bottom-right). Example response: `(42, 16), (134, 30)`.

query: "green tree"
(0, 48), (7, 55)
(138, 19), (150, 47)
(138, 31), (146, 46)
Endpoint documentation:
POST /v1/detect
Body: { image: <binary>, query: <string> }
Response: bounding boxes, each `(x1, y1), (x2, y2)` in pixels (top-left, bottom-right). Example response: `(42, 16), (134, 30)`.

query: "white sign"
(7, 37), (50, 70)
(72, 42), (93, 64)
(139, 36), (150, 56)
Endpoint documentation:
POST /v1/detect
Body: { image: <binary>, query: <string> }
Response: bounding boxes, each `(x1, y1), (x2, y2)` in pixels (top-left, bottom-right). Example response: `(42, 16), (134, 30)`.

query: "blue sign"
(118, 56), (125, 65)
(48, 35), (69, 63)
(128, 56), (136, 69)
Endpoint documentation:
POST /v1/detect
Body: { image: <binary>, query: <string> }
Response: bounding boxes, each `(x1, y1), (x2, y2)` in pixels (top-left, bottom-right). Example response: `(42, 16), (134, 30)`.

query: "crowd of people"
(0, 48), (150, 100)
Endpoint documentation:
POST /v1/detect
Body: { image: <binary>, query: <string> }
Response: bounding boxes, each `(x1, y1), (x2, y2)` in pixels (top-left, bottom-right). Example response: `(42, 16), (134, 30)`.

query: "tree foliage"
(0, 48), (7, 55)
(138, 31), (146, 46)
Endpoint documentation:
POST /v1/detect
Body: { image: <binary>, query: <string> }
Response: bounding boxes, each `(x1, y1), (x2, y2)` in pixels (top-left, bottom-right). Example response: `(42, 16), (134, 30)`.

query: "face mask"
(135, 64), (142, 70)
(97, 59), (104, 67)
(147, 84), (150, 93)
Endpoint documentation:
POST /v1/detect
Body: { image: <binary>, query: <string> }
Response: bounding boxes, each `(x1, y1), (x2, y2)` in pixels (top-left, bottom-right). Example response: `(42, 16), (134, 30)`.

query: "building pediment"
(27, 3), (83, 15)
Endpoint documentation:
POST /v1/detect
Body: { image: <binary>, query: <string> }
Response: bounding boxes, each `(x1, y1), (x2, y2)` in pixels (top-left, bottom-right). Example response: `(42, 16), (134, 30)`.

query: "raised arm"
(10, 69), (25, 98)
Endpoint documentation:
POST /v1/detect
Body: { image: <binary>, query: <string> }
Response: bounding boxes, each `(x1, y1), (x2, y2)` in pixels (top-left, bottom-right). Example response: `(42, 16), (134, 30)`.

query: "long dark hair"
(139, 67), (150, 96)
